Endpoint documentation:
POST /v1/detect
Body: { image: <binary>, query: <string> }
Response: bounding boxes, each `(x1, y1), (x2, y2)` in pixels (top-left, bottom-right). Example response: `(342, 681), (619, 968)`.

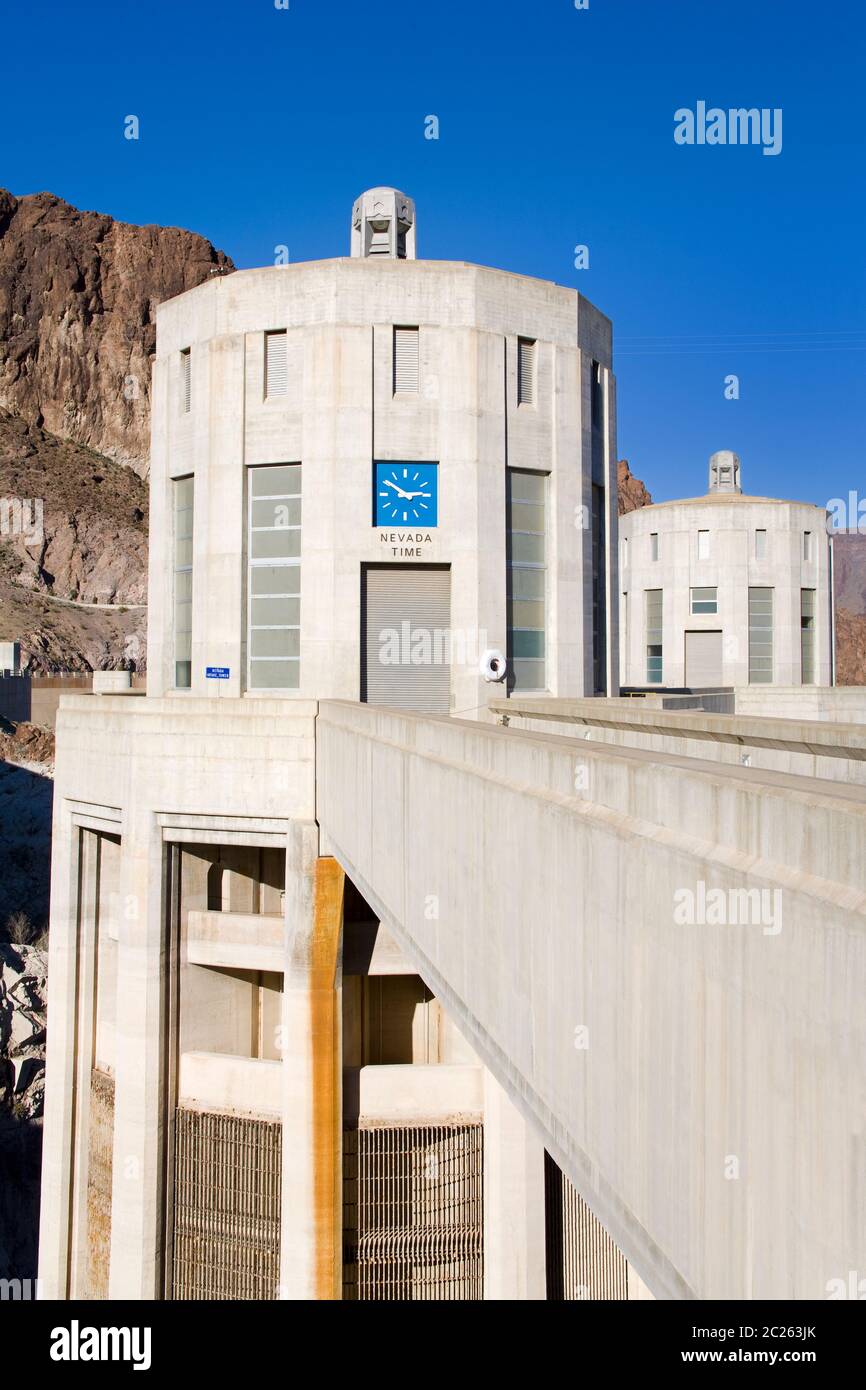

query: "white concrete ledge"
(187, 909), (284, 972)
(344, 1064), (483, 1125)
(178, 1051), (281, 1117)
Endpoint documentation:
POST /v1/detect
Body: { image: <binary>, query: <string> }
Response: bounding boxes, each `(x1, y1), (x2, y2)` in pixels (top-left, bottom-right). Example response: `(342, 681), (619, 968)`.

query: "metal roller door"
(362, 565), (451, 713)
(685, 629), (723, 687)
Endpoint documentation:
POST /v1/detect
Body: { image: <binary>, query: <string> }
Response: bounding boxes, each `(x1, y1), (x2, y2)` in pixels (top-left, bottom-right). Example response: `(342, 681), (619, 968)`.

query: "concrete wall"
(316, 699), (866, 1300)
(0, 675), (146, 730)
(620, 495), (831, 688)
(494, 695), (866, 786)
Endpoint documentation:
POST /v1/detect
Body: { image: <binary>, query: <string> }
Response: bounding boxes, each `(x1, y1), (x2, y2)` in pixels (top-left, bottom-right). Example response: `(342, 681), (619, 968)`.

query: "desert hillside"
(0, 188), (234, 476)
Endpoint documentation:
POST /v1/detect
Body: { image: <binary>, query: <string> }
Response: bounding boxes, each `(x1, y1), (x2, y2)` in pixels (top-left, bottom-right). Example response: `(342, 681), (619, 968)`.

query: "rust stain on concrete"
(310, 855), (344, 1300)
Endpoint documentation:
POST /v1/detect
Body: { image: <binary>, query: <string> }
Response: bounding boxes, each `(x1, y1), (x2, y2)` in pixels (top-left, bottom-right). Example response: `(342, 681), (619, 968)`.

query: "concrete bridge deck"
(316, 699), (866, 1300)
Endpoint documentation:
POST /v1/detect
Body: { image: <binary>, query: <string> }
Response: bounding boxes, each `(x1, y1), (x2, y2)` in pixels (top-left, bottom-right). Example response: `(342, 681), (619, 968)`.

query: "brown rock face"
(0, 189), (233, 476)
(830, 534), (866, 684)
(617, 459), (652, 514)
(835, 608), (866, 685)
(0, 409), (148, 671)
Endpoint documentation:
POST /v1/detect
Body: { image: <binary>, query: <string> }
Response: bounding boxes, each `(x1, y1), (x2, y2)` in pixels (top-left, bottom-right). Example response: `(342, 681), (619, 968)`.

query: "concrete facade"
(38, 192), (864, 1305)
(39, 191), (622, 1303)
(619, 454), (832, 690)
(149, 221), (618, 709)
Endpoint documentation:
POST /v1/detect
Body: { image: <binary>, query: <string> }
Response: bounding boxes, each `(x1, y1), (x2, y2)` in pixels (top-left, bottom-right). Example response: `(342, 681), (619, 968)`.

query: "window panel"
(250, 464), (301, 498)
(510, 531), (545, 566)
(251, 595), (300, 627)
(173, 476), (194, 688)
(690, 586), (718, 614)
(749, 587), (774, 683)
(248, 463), (301, 690)
(507, 469), (546, 691)
(251, 528), (301, 561)
(645, 589), (663, 684)
(510, 567), (545, 600)
(250, 659), (298, 690)
(251, 497), (301, 529)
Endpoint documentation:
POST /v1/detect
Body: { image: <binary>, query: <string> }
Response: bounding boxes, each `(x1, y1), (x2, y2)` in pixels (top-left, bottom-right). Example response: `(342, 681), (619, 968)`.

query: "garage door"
(685, 630), (723, 688)
(362, 566), (451, 713)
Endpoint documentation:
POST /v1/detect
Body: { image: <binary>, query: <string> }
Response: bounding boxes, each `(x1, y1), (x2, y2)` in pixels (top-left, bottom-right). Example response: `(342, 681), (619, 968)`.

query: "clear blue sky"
(2, 0), (864, 506)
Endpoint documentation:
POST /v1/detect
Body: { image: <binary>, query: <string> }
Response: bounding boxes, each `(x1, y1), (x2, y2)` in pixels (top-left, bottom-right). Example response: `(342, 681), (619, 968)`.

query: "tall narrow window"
(173, 476), (194, 689)
(801, 588), (816, 684)
(803, 530), (813, 562)
(755, 528), (767, 559)
(592, 484), (607, 694)
(507, 469), (546, 690)
(591, 361), (604, 432)
(248, 464), (301, 690)
(265, 330), (287, 398)
(748, 587), (774, 684)
(646, 590), (663, 684)
(697, 529), (710, 560)
(517, 338), (536, 406)
(650, 532), (659, 562)
(393, 327), (419, 395)
(180, 348), (191, 414)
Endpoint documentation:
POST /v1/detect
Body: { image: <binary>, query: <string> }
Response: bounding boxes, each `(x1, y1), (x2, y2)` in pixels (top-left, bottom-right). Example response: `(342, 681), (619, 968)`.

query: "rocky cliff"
(0, 408), (148, 670)
(0, 188), (234, 477)
(830, 534), (866, 685)
(617, 459), (652, 514)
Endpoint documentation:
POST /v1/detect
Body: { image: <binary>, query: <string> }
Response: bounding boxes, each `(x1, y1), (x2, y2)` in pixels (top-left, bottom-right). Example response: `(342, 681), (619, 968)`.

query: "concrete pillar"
(37, 810), (83, 1297)
(108, 811), (167, 1298)
(279, 821), (344, 1300)
(483, 1071), (547, 1300)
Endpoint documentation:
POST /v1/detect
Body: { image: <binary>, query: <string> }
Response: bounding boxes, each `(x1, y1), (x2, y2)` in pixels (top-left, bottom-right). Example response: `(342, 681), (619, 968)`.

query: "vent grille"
(265, 330), (288, 397)
(517, 337), (536, 405)
(180, 349), (191, 413)
(393, 326), (419, 394)
(172, 1108), (282, 1300)
(343, 1124), (483, 1300)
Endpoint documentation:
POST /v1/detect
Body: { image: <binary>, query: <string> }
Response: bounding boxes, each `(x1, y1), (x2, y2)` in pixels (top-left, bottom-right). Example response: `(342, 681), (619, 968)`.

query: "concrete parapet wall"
(495, 695), (866, 785)
(316, 700), (866, 1300)
(179, 1052), (282, 1117)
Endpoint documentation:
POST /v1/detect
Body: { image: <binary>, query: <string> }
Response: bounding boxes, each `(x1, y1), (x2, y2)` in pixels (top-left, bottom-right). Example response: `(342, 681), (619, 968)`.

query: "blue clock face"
(375, 462), (438, 526)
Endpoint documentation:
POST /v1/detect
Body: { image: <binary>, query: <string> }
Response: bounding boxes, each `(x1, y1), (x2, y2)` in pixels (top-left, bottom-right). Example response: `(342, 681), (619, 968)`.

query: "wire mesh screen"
(172, 1108), (282, 1300)
(544, 1151), (628, 1300)
(343, 1124), (483, 1300)
(86, 1069), (115, 1300)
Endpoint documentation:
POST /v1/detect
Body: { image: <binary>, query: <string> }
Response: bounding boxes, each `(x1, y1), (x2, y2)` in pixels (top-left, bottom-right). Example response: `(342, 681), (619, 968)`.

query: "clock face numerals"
(375, 462), (438, 526)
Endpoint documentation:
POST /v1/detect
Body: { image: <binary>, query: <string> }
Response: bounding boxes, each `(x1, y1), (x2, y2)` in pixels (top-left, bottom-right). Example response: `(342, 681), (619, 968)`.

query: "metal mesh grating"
(545, 1151), (628, 1300)
(86, 1070), (115, 1300)
(172, 1108), (282, 1300)
(343, 1124), (483, 1300)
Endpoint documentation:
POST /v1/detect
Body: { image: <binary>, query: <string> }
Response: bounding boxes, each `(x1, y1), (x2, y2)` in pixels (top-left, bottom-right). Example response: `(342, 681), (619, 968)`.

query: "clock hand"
(383, 479), (412, 499)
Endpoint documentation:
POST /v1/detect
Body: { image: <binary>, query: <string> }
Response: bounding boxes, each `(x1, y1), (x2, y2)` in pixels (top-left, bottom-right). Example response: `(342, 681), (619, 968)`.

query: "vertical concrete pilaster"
(279, 821), (344, 1299)
(483, 1071), (547, 1300)
(37, 809), (82, 1297)
(108, 813), (167, 1299)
